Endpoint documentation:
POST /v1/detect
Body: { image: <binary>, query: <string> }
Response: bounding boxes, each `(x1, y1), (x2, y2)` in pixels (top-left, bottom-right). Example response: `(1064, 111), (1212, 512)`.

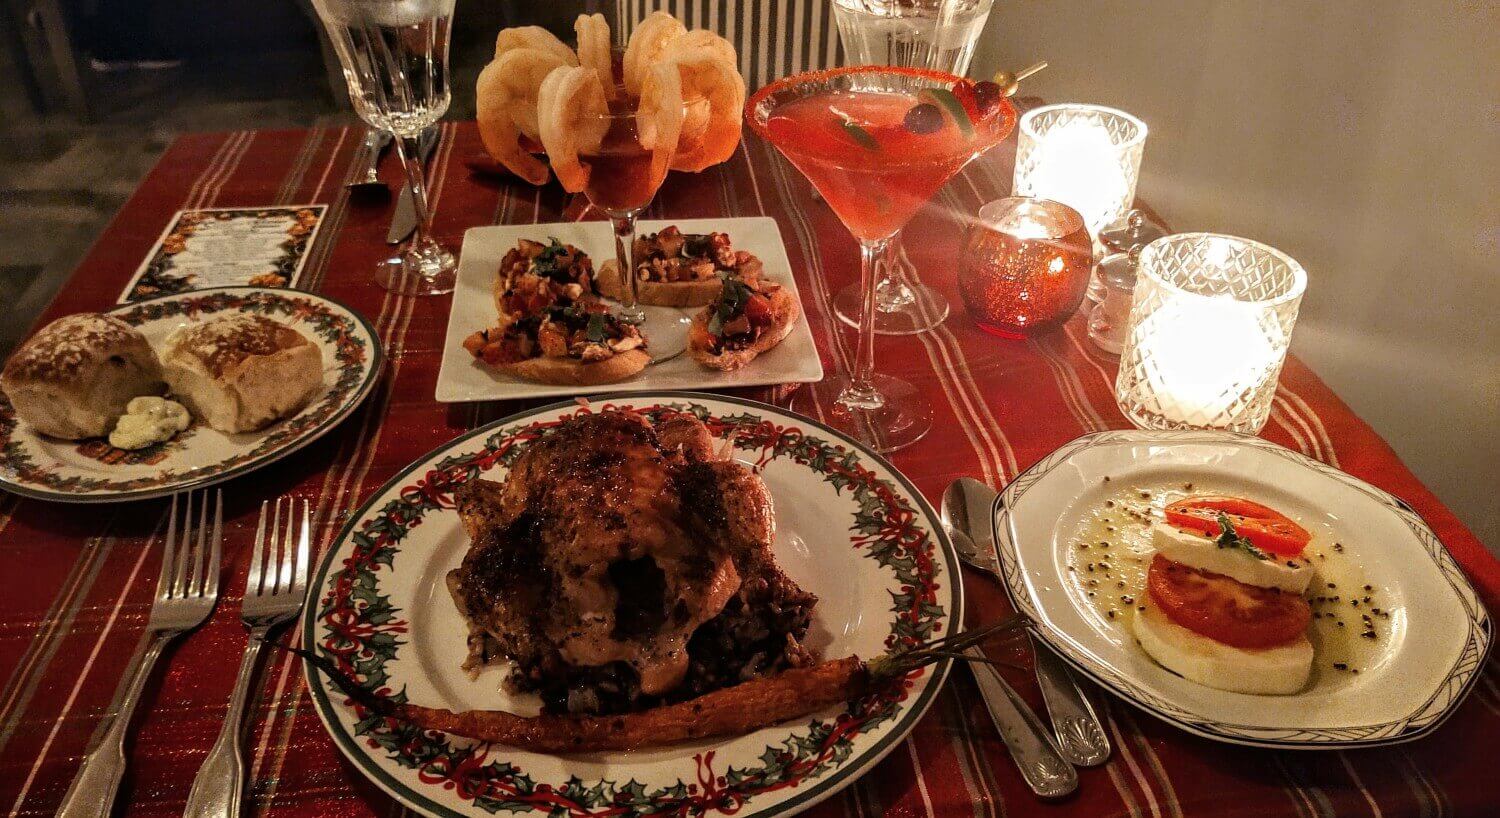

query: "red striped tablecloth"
(0, 123), (1495, 818)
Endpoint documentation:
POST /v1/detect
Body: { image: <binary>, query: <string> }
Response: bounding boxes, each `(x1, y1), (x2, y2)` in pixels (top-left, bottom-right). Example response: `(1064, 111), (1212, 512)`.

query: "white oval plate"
(302, 393), (961, 818)
(993, 429), (1491, 748)
(0, 287), (382, 503)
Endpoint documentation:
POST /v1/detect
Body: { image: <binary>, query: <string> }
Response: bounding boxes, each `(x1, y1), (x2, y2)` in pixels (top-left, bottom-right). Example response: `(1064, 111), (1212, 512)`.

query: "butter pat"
(109, 396), (191, 450)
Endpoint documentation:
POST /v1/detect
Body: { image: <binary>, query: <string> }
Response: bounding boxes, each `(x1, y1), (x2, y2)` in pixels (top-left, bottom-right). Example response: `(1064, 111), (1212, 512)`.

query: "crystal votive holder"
(1014, 104), (1147, 239)
(1114, 233), (1307, 433)
(958, 197), (1093, 338)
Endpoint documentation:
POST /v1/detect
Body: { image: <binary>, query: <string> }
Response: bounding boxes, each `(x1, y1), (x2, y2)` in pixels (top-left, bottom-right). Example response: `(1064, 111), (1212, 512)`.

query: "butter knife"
(386, 126), (440, 245)
(944, 477), (1111, 768)
(939, 495), (1079, 798)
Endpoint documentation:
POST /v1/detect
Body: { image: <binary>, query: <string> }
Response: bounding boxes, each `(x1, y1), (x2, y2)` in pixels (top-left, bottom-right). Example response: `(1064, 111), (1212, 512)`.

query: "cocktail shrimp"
(475, 48), (569, 185)
(537, 66), (610, 192)
(622, 11), (686, 96)
(574, 13), (616, 100)
(661, 32), (745, 172)
(637, 62), (685, 181)
(493, 25), (577, 66)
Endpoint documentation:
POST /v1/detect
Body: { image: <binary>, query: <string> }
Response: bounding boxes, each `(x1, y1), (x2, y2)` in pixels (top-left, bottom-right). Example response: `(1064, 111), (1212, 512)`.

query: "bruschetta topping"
(497, 238), (596, 317)
(697, 276), (779, 353)
(464, 303), (644, 368)
(631, 226), (761, 284)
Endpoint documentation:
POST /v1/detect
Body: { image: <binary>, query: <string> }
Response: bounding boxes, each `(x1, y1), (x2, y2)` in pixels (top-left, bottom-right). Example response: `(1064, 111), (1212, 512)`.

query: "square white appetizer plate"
(993, 430), (1491, 749)
(435, 217), (822, 402)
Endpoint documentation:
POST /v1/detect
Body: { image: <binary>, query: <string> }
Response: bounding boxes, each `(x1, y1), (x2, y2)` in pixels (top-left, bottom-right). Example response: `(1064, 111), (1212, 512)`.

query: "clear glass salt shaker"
(1087, 210), (1167, 305)
(1088, 246), (1143, 354)
(1088, 210), (1167, 354)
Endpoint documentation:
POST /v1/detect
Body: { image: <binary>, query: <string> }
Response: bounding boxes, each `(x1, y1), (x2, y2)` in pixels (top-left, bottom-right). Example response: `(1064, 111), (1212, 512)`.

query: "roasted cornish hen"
(448, 411), (817, 715)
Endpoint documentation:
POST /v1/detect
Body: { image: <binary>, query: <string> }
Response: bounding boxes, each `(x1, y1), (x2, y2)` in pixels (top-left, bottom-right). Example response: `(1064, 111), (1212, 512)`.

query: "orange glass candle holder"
(958, 197), (1093, 338)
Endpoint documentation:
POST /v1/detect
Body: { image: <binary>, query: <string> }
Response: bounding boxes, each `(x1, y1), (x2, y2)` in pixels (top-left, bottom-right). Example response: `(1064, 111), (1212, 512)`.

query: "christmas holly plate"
(302, 393), (962, 818)
(0, 287), (382, 502)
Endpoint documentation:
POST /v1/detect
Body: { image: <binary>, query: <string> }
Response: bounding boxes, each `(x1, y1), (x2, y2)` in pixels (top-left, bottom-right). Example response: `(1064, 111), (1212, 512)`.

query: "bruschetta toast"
(464, 302), (649, 385)
(688, 276), (798, 371)
(493, 238), (598, 320)
(598, 226), (763, 308)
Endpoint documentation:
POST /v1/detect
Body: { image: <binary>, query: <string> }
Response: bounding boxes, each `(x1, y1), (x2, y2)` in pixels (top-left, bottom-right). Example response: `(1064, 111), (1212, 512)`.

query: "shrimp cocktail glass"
(747, 66), (1015, 452)
(539, 61), (710, 354)
(311, 0), (458, 296)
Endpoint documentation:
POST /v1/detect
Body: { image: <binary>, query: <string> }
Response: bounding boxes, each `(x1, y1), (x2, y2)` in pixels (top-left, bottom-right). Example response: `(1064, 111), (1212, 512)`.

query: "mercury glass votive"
(1114, 233), (1307, 433)
(958, 197), (1093, 338)
(1013, 104), (1147, 239)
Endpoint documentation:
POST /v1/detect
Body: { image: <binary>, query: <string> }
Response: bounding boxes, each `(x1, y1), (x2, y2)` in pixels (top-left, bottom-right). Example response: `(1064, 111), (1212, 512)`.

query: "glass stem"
(873, 232), (917, 312)
(610, 209), (645, 324)
(394, 132), (435, 247)
(841, 237), (893, 411)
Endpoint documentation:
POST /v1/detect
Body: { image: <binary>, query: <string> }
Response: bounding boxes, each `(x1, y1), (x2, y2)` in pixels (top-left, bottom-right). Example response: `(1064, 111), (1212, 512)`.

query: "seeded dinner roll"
(1, 314), (164, 439)
(161, 314), (323, 434)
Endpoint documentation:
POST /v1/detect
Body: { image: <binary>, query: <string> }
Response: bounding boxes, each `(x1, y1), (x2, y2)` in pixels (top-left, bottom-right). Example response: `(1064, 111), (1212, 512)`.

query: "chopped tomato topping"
(743, 293), (773, 326)
(1165, 496), (1311, 557)
(1146, 555), (1310, 649)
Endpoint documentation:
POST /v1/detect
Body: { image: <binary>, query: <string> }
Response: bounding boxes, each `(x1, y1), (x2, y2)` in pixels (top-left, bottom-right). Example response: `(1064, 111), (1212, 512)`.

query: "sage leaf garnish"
(923, 87), (974, 137)
(840, 119), (880, 151)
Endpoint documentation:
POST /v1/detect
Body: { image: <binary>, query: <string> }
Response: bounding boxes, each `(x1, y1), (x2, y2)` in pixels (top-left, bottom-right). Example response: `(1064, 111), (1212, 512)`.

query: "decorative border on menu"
(120, 206), (327, 303)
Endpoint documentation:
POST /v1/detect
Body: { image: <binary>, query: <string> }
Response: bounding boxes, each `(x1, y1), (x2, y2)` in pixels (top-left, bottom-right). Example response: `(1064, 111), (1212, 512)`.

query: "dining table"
(0, 114), (1495, 818)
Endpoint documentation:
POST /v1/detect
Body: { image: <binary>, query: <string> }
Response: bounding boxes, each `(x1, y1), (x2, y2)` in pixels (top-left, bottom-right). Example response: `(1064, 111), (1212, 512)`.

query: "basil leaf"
(1214, 513), (1272, 561)
(585, 313), (607, 343)
(923, 87), (974, 137)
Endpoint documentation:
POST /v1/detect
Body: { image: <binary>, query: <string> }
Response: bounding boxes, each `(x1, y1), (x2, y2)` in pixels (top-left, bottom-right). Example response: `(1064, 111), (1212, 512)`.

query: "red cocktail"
(747, 66), (1014, 451)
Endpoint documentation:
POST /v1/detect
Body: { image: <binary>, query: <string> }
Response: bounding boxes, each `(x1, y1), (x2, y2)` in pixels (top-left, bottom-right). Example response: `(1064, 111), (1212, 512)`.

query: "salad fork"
(184, 497), (310, 818)
(56, 490), (223, 818)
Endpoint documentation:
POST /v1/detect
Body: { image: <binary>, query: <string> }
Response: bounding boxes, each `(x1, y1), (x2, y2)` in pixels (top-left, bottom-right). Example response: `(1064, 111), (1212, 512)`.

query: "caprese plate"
(993, 429), (1491, 749)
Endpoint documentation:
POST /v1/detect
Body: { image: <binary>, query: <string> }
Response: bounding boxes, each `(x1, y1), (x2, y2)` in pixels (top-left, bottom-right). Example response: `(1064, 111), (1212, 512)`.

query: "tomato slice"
(1146, 555), (1310, 649)
(1164, 495), (1311, 557)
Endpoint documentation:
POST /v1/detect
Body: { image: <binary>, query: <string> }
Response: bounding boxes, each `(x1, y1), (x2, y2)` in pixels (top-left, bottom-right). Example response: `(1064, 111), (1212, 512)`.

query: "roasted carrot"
(284, 614), (1025, 754)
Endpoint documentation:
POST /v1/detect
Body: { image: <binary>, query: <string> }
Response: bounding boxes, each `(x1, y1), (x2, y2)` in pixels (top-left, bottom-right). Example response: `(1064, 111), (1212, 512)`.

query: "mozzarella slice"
(1152, 524), (1315, 594)
(1132, 603), (1312, 695)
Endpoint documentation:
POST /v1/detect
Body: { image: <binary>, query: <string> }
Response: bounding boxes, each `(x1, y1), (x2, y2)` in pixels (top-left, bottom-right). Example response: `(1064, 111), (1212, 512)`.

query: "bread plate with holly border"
(0, 286), (382, 503)
(301, 392), (962, 818)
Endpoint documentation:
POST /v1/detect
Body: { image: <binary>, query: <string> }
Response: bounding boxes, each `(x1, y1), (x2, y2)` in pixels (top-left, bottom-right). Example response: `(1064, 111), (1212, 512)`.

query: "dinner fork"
(183, 498), (310, 818)
(56, 491), (223, 818)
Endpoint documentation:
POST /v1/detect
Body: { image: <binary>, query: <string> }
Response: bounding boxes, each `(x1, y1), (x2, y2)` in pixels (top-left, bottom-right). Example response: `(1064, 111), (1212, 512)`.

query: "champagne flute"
(311, 0), (458, 296)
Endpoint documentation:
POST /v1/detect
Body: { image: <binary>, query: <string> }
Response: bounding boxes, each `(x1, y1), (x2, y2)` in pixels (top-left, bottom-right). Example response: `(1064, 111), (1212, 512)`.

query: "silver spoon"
(943, 478), (1112, 767)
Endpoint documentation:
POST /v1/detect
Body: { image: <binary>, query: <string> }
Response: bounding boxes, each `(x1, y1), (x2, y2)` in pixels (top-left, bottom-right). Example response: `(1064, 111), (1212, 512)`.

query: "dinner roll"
(1, 314), (164, 439)
(162, 314), (323, 434)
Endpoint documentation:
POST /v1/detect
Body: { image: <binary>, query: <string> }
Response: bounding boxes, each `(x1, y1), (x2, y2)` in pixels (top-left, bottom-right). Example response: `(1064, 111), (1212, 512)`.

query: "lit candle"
(1115, 233), (1307, 433)
(1014, 104), (1147, 238)
(958, 197), (1093, 338)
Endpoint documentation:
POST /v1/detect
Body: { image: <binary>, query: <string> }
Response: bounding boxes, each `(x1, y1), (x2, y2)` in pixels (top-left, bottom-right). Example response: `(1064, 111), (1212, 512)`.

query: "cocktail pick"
(992, 61), (1048, 97)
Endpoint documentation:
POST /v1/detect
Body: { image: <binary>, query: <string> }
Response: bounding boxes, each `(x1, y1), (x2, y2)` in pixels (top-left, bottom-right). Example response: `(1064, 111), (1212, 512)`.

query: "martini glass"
(831, 0), (994, 335)
(747, 66), (1014, 452)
